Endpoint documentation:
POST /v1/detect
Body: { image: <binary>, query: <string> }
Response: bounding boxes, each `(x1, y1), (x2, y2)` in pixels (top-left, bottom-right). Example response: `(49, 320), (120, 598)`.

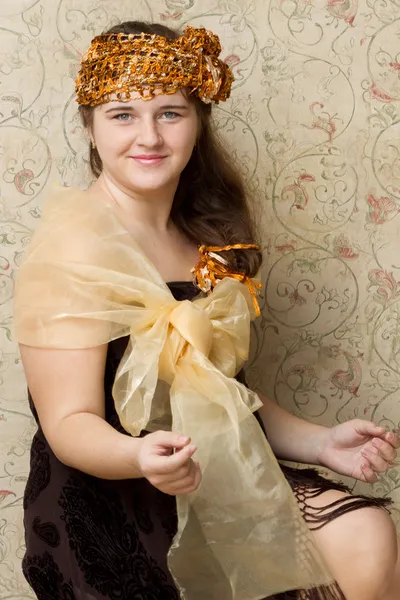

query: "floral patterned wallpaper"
(1, 0), (399, 596)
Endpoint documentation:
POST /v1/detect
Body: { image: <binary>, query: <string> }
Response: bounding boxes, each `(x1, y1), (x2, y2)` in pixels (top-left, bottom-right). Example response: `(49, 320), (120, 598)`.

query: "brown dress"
(22, 282), (391, 600)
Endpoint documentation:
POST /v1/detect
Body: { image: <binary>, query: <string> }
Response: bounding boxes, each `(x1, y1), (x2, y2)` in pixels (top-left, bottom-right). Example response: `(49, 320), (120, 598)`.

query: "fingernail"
(188, 445), (197, 453)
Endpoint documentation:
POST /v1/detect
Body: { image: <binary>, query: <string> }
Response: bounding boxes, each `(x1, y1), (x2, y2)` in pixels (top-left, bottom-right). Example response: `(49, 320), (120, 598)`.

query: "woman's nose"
(136, 119), (162, 147)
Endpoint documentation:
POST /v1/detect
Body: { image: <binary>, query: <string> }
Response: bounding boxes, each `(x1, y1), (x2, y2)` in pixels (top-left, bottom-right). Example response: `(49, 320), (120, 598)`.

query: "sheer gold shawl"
(14, 186), (335, 599)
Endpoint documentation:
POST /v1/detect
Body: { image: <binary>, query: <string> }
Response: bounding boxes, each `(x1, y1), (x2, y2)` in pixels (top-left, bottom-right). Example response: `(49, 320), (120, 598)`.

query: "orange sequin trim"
(75, 26), (234, 107)
(192, 244), (263, 316)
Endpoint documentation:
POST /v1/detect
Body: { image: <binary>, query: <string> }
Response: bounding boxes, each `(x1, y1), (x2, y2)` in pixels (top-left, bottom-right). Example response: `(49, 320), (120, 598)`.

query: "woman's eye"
(114, 113), (132, 121)
(162, 112), (179, 120)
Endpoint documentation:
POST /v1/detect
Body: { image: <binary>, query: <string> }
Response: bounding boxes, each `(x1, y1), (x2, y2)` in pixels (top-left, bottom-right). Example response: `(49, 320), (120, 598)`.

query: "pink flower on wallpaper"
(14, 168), (35, 193)
(159, 11), (183, 20)
(330, 350), (363, 397)
(224, 54), (241, 68)
(223, 55), (245, 78)
(336, 247), (358, 259)
(289, 289), (307, 307)
(275, 239), (297, 254)
(368, 269), (400, 305)
(333, 234), (358, 259)
(0, 490), (16, 503)
(297, 174), (315, 183)
(309, 102), (336, 143)
(326, 0), (358, 25)
(389, 62), (400, 72)
(366, 194), (399, 224)
(369, 82), (396, 103)
(282, 174), (315, 211)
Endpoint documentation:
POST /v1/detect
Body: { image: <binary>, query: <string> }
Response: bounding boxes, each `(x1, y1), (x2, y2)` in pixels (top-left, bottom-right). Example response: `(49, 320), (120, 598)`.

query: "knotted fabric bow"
(14, 186), (335, 599)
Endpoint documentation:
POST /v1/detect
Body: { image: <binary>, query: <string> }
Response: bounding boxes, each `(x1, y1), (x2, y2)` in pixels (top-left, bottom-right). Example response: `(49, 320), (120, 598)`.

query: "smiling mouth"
(131, 155), (166, 165)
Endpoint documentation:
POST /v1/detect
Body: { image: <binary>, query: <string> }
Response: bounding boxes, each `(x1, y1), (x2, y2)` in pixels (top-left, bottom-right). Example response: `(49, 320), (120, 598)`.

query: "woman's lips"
(131, 155), (166, 165)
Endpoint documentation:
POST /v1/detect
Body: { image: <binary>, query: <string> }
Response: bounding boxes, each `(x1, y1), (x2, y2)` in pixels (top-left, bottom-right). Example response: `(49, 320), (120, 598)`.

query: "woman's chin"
(123, 174), (178, 195)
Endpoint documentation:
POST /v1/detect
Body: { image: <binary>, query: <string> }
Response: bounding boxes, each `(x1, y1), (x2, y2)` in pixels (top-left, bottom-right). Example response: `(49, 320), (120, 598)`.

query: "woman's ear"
(88, 128), (95, 148)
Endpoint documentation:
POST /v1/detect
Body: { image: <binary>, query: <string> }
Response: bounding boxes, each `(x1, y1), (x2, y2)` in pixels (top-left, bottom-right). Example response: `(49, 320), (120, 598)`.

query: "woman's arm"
(256, 391), (399, 482)
(256, 391), (327, 465)
(20, 343), (202, 494)
(20, 343), (144, 479)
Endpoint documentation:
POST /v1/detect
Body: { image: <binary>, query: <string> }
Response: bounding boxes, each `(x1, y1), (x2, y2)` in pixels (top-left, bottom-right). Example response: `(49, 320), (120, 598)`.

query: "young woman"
(14, 20), (399, 600)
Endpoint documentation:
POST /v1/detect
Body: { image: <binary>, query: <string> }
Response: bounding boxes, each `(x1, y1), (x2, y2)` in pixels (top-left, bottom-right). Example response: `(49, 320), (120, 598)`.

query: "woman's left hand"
(317, 420), (399, 483)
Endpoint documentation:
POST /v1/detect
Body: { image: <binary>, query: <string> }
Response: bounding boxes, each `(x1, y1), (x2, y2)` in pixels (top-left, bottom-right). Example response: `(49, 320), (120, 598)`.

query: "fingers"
(361, 462), (378, 484)
(151, 459), (202, 495)
(363, 425), (400, 450)
(361, 446), (392, 473)
(139, 430), (202, 495)
(354, 420), (386, 437)
(156, 443), (198, 473)
(165, 461), (202, 495)
(164, 452), (196, 481)
(178, 461), (202, 495)
(354, 421), (400, 449)
(357, 423), (399, 471)
(151, 431), (192, 451)
(143, 430), (197, 474)
(383, 430), (400, 450)
(141, 442), (197, 480)
(371, 437), (397, 463)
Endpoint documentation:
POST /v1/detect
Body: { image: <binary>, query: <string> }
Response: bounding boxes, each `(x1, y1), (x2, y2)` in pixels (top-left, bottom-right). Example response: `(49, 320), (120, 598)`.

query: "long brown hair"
(79, 21), (262, 277)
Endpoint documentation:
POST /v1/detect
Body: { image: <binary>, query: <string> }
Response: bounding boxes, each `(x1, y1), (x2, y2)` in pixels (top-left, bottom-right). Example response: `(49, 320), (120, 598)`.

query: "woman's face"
(91, 90), (198, 196)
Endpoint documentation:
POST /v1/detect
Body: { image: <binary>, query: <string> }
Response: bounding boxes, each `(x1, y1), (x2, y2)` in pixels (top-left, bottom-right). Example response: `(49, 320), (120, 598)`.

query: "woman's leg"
(304, 488), (399, 600)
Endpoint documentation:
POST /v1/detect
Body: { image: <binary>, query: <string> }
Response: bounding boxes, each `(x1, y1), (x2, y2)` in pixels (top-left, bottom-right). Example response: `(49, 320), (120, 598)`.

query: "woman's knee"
(306, 490), (398, 600)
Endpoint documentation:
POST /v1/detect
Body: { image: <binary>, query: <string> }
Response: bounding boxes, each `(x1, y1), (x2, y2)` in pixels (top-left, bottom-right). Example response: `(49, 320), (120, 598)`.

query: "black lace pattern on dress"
(59, 473), (179, 600)
(24, 437), (51, 509)
(22, 551), (76, 600)
(32, 517), (61, 548)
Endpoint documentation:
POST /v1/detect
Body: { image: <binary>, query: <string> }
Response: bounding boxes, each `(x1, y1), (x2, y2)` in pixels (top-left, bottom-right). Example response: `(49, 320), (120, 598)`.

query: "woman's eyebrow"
(105, 105), (135, 113)
(104, 103), (189, 113)
(158, 104), (189, 110)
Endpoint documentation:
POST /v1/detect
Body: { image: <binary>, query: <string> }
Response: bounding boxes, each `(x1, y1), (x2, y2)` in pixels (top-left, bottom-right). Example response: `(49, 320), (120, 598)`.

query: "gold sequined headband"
(75, 25), (234, 106)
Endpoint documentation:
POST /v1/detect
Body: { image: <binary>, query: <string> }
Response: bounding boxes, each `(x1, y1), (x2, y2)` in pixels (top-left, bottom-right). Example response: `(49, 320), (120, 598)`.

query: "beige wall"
(1, 0), (399, 596)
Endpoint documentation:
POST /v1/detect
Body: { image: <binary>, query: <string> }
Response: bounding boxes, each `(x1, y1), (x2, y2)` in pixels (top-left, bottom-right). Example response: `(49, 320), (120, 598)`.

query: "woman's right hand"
(137, 431), (202, 495)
